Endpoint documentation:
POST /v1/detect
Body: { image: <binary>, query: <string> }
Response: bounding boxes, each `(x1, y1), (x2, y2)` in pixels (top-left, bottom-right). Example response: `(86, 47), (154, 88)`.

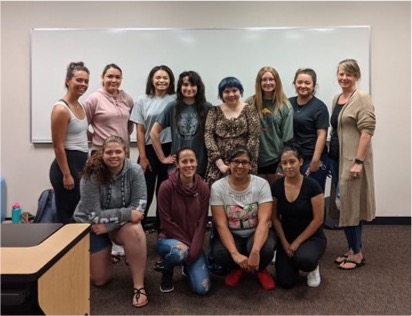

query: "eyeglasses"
(230, 160), (252, 167)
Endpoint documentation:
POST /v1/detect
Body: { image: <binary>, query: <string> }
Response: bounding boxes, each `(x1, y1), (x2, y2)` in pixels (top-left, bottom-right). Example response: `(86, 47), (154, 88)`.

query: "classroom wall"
(1, 1), (411, 218)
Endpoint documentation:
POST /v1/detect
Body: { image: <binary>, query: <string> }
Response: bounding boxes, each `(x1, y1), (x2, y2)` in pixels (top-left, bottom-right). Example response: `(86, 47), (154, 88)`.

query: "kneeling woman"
(156, 147), (211, 294)
(210, 146), (276, 290)
(73, 136), (149, 308)
(271, 141), (327, 288)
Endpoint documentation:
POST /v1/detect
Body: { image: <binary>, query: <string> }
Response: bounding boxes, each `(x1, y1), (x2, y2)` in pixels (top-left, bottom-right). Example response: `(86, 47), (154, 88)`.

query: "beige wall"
(1, 1), (411, 217)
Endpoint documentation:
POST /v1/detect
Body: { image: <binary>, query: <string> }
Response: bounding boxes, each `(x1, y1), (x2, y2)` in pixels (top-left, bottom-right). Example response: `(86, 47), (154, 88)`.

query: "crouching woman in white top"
(73, 135), (149, 308)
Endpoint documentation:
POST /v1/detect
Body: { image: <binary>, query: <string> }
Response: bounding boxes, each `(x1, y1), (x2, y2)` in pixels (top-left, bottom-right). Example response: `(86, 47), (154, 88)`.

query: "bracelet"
(354, 158), (364, 165)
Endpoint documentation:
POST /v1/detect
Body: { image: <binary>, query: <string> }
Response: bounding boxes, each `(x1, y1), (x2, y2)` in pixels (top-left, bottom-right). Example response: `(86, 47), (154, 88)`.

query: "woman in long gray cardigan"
(330, 59), (376, 270)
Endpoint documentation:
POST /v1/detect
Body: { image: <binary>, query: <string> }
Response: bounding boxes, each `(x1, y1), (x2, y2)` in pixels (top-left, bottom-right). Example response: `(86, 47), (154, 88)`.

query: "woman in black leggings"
(271, 141), (327, 288)
(49, 61), (89, 224)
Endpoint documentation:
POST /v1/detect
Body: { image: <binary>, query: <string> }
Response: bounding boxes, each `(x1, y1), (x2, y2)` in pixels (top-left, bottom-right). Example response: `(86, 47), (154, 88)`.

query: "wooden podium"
(1, 223), (90, 315)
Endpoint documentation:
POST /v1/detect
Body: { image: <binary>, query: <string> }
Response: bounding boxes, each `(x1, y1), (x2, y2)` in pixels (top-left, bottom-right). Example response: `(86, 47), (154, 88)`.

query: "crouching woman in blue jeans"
(156, 147), (211, 294)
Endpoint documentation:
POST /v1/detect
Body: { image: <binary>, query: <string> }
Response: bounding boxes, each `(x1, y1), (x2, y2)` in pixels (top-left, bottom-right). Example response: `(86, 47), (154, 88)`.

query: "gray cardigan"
(73, 159), (147, 232)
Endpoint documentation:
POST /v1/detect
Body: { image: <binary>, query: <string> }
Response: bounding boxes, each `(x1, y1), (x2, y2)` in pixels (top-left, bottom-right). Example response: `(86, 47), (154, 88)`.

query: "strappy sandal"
(334, 250), (353, 264)
(132, 287), (148, 308)
(334, 254), (348, 264)
(338, 258), (366, 270)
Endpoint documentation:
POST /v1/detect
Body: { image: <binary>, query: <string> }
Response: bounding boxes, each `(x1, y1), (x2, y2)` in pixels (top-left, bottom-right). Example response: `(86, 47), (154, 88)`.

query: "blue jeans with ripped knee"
(156, 238), (210, 295)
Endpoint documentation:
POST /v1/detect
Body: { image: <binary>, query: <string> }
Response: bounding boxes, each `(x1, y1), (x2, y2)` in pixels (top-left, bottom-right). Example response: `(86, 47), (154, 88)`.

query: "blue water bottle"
(11, 202), (21, 224)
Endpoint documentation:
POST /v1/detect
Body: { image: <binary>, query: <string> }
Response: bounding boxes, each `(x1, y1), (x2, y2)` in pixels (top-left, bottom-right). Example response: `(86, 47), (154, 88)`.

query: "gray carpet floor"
(91, 225), (411, 315)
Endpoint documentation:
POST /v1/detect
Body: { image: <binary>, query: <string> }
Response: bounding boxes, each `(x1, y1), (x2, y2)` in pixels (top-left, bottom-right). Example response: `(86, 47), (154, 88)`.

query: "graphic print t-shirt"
(210, 175), (273, 238)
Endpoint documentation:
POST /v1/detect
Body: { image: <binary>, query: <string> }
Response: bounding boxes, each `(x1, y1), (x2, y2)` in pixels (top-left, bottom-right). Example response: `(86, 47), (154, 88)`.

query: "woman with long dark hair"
(150, 70), (212, 178)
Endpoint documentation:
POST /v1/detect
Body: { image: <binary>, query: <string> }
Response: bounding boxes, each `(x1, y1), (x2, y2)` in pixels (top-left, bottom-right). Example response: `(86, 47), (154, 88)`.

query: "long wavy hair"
(175, 71), (208, 134)
(251, 66), (289, 116)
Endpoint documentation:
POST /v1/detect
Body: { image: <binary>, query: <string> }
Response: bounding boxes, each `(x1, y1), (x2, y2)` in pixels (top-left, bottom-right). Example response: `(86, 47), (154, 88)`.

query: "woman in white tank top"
(49, 61), (89, 224)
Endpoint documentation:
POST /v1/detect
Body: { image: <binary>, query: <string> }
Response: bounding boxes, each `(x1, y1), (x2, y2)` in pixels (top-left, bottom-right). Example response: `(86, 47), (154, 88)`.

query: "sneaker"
(111, 242), (125, 256)
(224, 269), (244, 287)
(154, 258), (165, 271)
(307, 265), (321, 287)
(160, 269), (174, 293)
(271, 250), (277, 264)
(256, 269), (275, 290)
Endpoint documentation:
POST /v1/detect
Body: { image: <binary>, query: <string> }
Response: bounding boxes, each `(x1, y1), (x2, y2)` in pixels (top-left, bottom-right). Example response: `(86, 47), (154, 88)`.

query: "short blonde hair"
(338, 59), (361, 79)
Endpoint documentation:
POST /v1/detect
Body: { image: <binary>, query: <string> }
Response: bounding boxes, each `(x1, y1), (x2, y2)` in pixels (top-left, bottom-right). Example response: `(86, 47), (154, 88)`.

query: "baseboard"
(365, 217), (411, 225)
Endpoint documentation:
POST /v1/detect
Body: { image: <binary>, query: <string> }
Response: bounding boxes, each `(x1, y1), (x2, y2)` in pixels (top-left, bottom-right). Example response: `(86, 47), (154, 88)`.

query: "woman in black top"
(271, 141), (326, 289)
(289, 68), (330, 191)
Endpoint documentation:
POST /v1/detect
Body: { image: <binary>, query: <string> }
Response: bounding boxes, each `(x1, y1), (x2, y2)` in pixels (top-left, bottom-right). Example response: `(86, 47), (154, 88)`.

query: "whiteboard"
(31, 27), (370, 143)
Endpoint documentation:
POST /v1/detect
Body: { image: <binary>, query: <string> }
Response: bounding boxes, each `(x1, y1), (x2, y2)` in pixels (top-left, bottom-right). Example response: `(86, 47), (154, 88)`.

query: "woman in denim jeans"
(156, 147), (210, 294)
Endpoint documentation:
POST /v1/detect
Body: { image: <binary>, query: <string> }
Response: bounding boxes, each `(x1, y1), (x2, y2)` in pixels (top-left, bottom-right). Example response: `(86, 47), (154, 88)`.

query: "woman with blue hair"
(204, 76), (260, 186)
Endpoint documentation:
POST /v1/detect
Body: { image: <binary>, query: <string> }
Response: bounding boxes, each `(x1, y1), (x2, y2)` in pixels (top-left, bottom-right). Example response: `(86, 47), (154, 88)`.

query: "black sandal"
(133, 287), (148, 308)
(334, 254), (348, 264)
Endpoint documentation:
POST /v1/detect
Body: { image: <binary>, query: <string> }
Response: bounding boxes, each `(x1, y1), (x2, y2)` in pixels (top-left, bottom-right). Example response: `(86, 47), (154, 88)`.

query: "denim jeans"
(343, 223), (363, 254)
(329, 157), (340, 198)
(300, 152), (330, 192)
(156, 238), (210, 295)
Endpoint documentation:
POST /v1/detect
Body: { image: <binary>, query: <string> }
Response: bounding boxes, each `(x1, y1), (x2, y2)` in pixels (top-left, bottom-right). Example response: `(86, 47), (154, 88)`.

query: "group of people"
(49, 59), (376, 308)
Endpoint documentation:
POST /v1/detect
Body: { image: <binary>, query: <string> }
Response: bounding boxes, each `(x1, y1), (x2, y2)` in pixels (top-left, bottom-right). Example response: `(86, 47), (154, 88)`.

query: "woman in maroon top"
(156, 147), (211, 294)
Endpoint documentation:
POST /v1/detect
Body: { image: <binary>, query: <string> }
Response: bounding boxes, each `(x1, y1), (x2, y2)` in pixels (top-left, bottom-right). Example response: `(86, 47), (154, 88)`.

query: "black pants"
(211, 228), (277, 271)
(275, 232), (327, 289)
(139, 143), (171, 228)
(49, 150), (88, 224)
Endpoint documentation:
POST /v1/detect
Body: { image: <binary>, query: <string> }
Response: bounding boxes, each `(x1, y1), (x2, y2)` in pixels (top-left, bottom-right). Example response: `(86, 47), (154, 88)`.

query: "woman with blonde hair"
(330, 59), (376, 270)
(246, 66), (293, 186)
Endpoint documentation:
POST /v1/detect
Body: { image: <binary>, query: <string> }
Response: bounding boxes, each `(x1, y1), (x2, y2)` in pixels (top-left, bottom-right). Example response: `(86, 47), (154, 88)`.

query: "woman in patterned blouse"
(204, 77), (260, 186)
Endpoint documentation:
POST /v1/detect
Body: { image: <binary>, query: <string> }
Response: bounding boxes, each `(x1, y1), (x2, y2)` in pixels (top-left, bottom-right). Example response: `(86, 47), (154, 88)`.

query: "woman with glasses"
(210, 146), (276, 290)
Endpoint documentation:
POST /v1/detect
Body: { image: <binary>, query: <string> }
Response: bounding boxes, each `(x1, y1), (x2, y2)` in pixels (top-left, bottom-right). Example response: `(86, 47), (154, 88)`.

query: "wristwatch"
(354, 158), (364, 165)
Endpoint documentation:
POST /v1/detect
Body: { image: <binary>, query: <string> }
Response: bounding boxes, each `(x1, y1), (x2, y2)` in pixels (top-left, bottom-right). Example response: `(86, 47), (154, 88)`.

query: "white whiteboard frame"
(30, 26), (370, 143)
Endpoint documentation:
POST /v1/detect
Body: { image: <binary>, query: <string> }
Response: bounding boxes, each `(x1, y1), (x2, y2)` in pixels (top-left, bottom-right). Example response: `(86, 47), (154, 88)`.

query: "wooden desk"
(1, 223), (90, 315)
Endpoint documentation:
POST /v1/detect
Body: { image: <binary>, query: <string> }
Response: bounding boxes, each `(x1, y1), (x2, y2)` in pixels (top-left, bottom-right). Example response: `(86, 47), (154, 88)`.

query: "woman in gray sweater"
(73, 135), (149, 308)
